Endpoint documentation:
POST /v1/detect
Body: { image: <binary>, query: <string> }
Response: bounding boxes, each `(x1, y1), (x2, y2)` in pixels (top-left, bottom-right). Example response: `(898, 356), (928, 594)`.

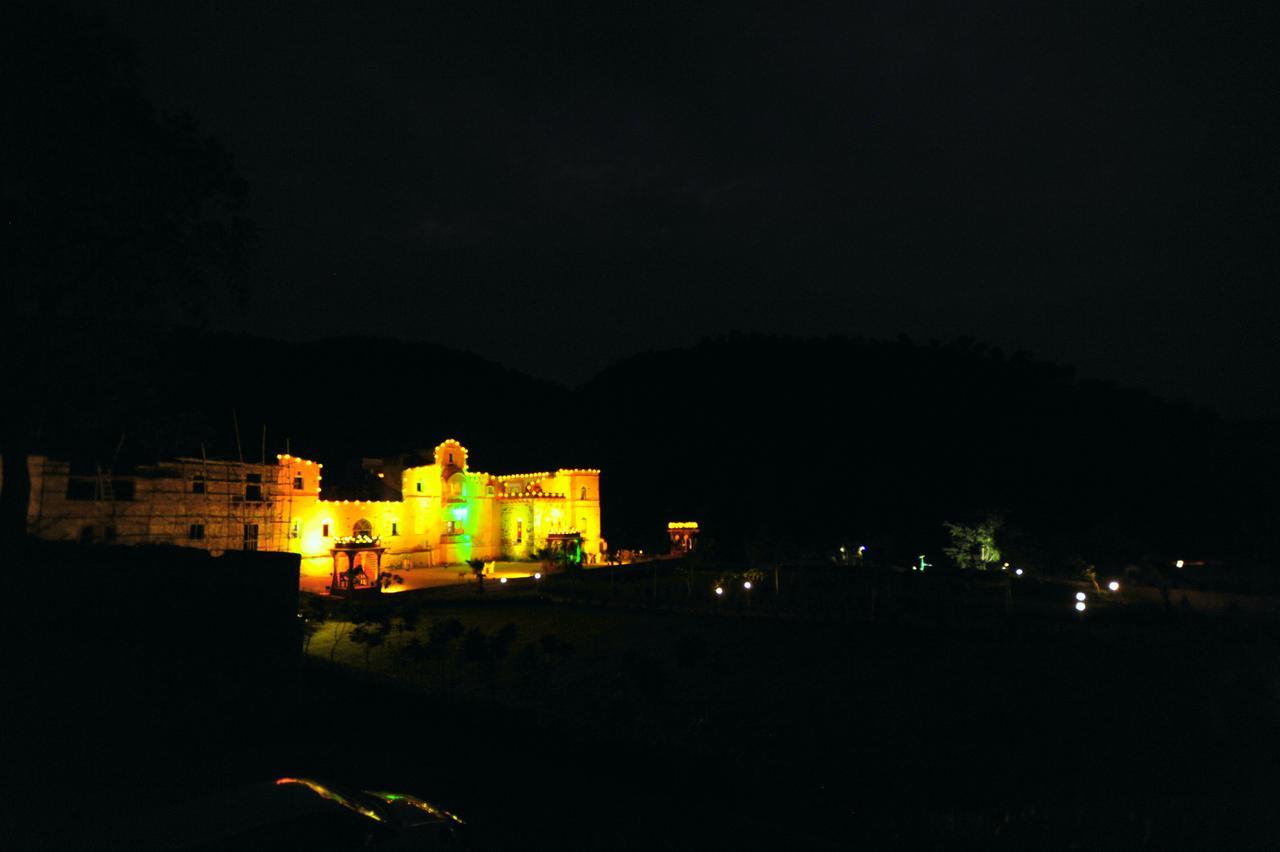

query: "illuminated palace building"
(12, 439), (603, 575)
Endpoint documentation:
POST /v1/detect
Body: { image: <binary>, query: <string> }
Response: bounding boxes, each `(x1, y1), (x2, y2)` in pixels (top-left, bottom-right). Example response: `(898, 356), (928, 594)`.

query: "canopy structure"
(667, 521), (699, 555)
(329, 536), (387, 595)
(546, 531), (584, 566)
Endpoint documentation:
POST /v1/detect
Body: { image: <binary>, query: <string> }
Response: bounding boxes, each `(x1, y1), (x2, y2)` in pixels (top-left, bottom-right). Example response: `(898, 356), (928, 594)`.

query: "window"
(447, 472), (464, 498)
(245, 473), (262, 502)
(112, 480), (135, 501)
(580, 486), (587, 500)
(415, 481), (422, 492)
(192, 475), (205, 494)
(80, 524), (115, 543)
(353, 519), (373, 537)
(486, 486), (495, 497)
(322, 523), (330, 537)
(448, 452), (454, 464)
(391, 522), (399, 536)
(66, 479), (97, 500)
(293, 474), (304, 489)
(189, 524), (205, 540)
(515, 519), (523, 544)
(243, 524), (259, 551)
(446, 520), (457, 534)
(289, 519), (300, 539)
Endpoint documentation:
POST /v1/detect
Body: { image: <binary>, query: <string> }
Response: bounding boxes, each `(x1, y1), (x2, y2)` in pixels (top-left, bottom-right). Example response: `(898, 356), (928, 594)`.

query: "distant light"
(499, 577), (508, 584)
(1108, 581), (1120, 591)
(1175, 559), (1185, 568)
(1015, 568), (1024, 576)
(1075, 601), (1087, 612)
(1075, 592), (1086, 601)
(858, 545), (866, 555)
(1002, 562), (1009, 570)
(534, 572), (542, 580)
(743, 580), (752, 590)
(715, 586), (724, 596)
(840, 546), (846, 553)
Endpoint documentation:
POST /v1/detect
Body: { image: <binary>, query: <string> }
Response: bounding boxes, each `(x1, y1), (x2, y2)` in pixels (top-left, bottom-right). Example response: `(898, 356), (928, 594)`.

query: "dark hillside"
(27, 325), (574, 474)
(580, 334), (1278, 563)
(24, 326), (1278, 565)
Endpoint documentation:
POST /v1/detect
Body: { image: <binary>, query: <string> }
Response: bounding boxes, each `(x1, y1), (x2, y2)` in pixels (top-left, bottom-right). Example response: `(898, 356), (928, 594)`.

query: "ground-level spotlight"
(499, 577), (508, 584)
(1108, 580), (1120, 592)
(715, 586), (724, 596)
(1075, 591), (1086, 601)
(1014, 568), (1024, 576)
(743, 580), (753, 590)
(534, 572), (542, 580)
(1075, 601), (1087, 612)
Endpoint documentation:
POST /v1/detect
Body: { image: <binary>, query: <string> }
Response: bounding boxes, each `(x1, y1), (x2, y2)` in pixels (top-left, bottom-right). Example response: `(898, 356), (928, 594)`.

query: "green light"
(368, 791), (465, 825)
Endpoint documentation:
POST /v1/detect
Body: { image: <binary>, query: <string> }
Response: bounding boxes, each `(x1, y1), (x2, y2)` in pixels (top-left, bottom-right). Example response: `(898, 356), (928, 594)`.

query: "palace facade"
(10, 439), (602, 579)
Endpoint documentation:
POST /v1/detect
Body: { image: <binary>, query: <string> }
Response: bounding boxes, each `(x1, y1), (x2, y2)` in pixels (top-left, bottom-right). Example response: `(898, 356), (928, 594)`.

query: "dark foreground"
(6, 550), (1280, 849)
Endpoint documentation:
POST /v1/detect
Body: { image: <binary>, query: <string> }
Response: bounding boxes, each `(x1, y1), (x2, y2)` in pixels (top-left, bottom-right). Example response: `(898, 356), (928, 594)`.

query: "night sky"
(63, 2), (1279, 417)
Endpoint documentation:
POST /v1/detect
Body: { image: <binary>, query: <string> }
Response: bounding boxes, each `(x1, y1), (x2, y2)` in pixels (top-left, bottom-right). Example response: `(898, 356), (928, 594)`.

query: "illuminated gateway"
(15, 439), (603, 575)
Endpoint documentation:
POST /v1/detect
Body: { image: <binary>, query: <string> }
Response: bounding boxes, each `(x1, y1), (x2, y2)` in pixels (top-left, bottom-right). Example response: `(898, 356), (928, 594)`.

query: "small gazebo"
(329, 535), (387, 595)
(546, 531), (584, 567)
(667, 521), (699, 555)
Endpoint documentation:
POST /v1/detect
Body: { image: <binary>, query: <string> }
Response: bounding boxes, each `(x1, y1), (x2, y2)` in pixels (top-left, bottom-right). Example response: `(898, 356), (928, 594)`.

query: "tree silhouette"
(299, 594), (329, 654)
(467, 559), (487, 593)
(349, 610), (392, 671)
(0, 8), (254, 541)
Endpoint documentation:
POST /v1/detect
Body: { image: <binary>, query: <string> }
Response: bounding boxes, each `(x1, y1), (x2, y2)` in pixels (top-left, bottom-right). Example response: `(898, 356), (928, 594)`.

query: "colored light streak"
(275, 777), (383, 822)
(367, 791), (465, 825)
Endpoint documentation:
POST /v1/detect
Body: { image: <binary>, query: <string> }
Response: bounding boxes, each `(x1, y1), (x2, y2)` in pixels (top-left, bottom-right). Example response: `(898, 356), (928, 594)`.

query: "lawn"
(305, 585), (1280, 834)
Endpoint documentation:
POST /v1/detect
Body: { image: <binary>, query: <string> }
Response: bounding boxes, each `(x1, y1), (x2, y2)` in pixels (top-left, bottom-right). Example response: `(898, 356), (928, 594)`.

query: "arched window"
(447, 472), (465, 498)
(353, 519), (373, 537)
(580, 486), (587, 500)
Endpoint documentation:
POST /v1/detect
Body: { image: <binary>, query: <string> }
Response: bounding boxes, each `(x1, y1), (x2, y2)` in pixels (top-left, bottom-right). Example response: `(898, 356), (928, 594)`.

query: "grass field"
(307, 583), (1280, 837)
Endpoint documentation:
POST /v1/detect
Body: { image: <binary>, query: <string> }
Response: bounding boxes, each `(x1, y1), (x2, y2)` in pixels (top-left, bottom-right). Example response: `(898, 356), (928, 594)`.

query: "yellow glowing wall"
(19, 441), (601, 568)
